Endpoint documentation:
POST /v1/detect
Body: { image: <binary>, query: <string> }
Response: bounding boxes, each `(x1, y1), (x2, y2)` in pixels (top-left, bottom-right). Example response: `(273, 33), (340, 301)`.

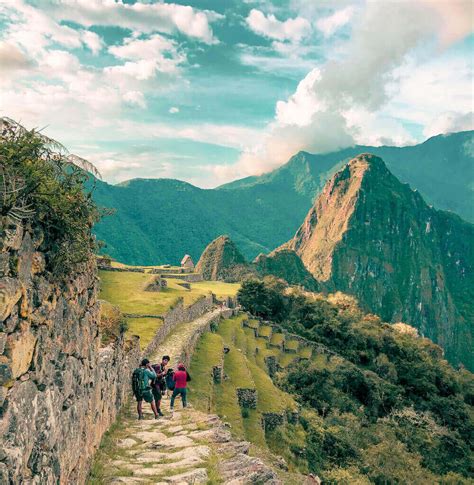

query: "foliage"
(91, 131), (474, 266)
(99, 301), (128, 345)
(240, 279), (474, 481)
(0, 119), (100, 277)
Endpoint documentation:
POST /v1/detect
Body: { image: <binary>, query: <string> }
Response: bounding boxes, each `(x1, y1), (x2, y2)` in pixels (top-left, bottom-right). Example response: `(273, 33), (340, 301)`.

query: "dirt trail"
(94, 309), (282, 485)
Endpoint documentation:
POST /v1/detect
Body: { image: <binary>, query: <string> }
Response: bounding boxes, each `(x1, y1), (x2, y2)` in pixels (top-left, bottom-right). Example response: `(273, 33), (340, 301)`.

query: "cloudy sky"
(0, 0), (472, 187)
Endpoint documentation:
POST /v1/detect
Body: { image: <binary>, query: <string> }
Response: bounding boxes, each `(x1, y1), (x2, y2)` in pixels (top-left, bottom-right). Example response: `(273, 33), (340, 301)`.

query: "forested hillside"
(92, 131), (473, 265)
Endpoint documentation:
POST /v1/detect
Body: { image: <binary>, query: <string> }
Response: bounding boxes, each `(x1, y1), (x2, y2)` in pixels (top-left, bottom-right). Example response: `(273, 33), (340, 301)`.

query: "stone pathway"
(96, 309), (283, 485)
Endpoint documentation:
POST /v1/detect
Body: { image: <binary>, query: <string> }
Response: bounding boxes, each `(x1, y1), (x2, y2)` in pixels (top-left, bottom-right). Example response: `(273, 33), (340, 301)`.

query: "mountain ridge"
(92, 130), (473, 265)
(285, 153), (474, 370)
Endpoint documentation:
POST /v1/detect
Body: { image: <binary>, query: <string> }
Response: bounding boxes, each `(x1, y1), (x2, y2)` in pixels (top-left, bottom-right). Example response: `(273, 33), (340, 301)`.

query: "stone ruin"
(264, 355), (279, 377)
(236, 388), (258, 409)
(262, 412), (285, 432)
(145, 275), (168, 292)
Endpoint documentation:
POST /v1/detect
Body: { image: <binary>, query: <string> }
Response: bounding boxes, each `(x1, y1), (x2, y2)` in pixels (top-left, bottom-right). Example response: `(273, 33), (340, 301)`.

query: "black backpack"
(132, 368), (147, 396)
(165, 369), (175, 390)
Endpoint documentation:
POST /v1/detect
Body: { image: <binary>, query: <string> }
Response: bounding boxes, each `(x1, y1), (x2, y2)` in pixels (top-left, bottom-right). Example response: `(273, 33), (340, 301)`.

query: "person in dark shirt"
(151, 355), (169, 417)
(170, 362), (191, 412)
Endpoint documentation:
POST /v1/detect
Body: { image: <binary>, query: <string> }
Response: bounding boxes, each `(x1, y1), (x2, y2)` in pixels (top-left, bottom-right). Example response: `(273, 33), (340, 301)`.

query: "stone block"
(262, 412), (285, 432)
(236, 388), (257, 409)
(212, 365), (223, 383)
(0, 277), (21, 321)
(0, 332), (6, 354)
(6, 330), (37, 379)
(264, 355), (279, 377)
(0, 253), (9, 277)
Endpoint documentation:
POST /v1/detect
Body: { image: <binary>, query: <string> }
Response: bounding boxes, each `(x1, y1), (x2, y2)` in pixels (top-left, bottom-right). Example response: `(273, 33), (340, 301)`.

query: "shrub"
(0, 119), (101, 277)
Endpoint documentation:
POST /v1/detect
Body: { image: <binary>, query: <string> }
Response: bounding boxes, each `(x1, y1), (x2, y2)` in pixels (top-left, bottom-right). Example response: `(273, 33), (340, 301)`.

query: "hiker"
(170, 362), (191, 412)
(151, 355), (170, 416)
(132, 358), (159, 420)
(165, 368), (175, 398)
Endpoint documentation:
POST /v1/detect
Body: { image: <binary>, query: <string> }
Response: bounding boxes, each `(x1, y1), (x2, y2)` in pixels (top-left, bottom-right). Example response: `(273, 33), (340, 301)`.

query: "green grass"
(99, 271), (239, 316)
(285, 340), (299, 352)
(279, 353), (297, 368)
(298, 347), (313, 359)
(270, 333), (285, 346)
(258, 325), (272, 338)
(246, 319), (260, 329)
(99, 270), (183, 315)
(188, 332), (224, 413)
(126, 318), (162, 349)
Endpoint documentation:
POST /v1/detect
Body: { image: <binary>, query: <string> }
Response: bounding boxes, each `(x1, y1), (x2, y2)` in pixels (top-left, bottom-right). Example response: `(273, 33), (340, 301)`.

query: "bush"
(0, 119), (101, 277)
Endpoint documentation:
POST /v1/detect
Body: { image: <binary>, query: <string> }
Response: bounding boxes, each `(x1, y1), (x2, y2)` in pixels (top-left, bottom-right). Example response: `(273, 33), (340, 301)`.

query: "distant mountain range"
(92, 130), (473, 265)
(195, 154), (474, 370)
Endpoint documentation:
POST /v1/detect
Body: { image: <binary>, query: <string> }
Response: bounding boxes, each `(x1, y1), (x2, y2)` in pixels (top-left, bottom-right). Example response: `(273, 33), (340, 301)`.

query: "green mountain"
(92, 131), (473, 265)
(195, 235), (251, 281)
(285, 154), (474, 370)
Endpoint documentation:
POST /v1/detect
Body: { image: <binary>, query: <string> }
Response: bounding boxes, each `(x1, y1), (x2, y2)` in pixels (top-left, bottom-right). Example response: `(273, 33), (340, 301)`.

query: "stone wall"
(0, 226), (141, 484)
(143, 295), (214, 358)
(236, 388), (258, 409)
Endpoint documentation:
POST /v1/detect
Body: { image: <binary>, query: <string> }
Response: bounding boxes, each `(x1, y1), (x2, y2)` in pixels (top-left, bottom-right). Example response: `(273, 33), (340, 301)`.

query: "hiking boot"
(138, 414), (144, 420)
(157, 410), (164, 416)
(154, 414), (160, 420)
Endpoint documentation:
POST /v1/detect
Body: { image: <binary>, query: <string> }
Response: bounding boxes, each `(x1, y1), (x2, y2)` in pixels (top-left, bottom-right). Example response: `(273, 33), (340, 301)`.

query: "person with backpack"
(132, 358), (159, 420)
(165, 367), (175, 396)
(170, 362), (191, 413)
(151, 355), (170, 416)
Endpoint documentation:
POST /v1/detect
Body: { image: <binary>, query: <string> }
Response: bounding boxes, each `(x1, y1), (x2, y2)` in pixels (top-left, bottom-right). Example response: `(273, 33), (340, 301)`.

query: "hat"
(177, 362), (186, 370)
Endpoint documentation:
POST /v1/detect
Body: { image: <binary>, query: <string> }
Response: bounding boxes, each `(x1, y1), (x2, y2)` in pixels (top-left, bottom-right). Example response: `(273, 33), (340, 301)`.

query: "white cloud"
(169, 107), (180, 114)
(246, 9), (311, 43)
(232, 0), (474, 177)
(316, 6), (355, 37)
(123, 91), (146, 109)
(424, 112), (474, 138)
(39, 0), (222, 44)
(81, 29), (104, 55)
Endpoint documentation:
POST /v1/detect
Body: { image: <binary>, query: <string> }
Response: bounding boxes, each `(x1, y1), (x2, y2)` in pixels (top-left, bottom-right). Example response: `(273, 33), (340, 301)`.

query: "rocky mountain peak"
(196, 235), (248, 281)
(285, 153), (474, 369)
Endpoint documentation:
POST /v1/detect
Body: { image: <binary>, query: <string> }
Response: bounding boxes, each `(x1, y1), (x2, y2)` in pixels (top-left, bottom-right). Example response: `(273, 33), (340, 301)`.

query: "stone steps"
(95, 309), (282, 485)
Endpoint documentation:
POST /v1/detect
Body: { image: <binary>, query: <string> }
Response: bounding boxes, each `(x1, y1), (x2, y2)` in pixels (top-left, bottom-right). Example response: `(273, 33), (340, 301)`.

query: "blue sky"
(0, 0), (472, 187)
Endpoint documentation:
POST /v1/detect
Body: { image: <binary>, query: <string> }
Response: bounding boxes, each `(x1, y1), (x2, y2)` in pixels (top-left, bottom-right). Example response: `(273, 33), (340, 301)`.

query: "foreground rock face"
(286, 154), (474, 370)
(0, 226), (140, 484)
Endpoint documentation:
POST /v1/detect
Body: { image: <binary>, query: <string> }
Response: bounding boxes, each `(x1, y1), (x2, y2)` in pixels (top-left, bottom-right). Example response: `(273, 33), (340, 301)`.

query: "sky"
(0, 0), (473, 187)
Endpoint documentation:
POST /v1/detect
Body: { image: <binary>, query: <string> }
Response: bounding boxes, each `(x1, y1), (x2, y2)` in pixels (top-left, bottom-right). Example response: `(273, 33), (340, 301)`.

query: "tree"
(237, 279), (269, 317)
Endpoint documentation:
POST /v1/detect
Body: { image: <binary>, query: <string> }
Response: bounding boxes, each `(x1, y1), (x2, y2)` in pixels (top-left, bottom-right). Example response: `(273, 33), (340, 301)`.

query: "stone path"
(96, 308), (283, 485)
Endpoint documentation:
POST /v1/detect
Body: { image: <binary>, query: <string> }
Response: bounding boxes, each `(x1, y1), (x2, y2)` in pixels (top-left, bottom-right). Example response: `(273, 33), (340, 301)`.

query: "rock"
(0, 278), (21, 322)
(0, 254), (9, 277)
(5, 329), (37, 379)
(0, 333), (6, 354)
(219, 453), (280, 484)
(117, 438), (138, 448)
(133, 430), (168, 443)
(156, 435), (195, 449)
(166, 468), (208, 484)
(0, 358), (13, 386)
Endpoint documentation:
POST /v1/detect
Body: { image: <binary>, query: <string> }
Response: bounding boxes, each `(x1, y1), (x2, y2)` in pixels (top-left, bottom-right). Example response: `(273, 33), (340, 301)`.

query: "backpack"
(186, 371), (192, 382)
(165, 369), (175, 390)
(132, 368), (148, 396)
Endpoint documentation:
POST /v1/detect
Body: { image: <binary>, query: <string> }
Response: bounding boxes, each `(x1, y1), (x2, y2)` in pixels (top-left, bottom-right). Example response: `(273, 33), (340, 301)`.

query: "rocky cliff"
(0, 224), (140, 484)
(254, 249), (319, 291)
(196, 235), (252, 282)
(286, 154), (474, 370)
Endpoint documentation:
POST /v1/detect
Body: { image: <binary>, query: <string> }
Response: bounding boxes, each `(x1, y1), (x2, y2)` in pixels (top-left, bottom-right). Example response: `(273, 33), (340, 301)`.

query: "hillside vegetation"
(91, 131), (474, 265)
(233, 279), (474, 484)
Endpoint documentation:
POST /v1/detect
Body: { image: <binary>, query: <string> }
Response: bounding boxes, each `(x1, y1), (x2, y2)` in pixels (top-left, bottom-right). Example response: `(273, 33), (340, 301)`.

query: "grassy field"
(125, 317), (162, 349)
(99, 268), (240, 349)
(189, 314), (298, 453)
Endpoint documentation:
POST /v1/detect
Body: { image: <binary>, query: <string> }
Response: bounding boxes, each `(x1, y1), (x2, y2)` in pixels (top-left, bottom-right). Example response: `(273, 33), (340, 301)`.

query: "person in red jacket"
(170, 362), (191, 411)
